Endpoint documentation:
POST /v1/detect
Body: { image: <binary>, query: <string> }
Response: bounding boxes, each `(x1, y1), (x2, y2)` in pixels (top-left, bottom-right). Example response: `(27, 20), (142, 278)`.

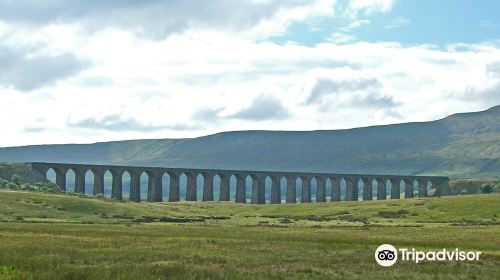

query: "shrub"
(10, 174), (21, 185)
(20, 183), (35, 191)
(0, 179), (9, 189)
(33, 182), (63, 193)
(480, 184), (494, 194)
(7, 182), (17, 190)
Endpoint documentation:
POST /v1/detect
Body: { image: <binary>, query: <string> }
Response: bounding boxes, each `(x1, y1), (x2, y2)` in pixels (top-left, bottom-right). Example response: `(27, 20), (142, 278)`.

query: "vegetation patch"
(378, 209), (409, 218)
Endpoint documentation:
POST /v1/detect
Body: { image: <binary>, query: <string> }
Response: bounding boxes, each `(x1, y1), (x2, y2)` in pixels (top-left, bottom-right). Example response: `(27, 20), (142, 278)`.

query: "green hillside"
(0, 105), (499, 178)
(0, 190), (499, 226)
(0, 190), (499, 279)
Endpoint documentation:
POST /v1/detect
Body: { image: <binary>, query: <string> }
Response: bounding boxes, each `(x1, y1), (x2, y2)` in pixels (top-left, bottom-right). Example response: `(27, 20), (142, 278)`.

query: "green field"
(0, 190), (499, 279)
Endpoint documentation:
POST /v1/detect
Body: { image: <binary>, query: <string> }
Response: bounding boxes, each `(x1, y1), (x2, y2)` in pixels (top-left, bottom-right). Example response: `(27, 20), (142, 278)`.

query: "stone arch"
(356, 177), (363, 201)
(229, 174), (238, 202)
(212, 174), (222, 202)
(84, 169), (94, 195)
(178, 173), (188, 201)
(399, 179), (405, 197)
(278, 176), (287, 204)
(243, 174), (252, 203)
(339, 177), (347, 201)
(196, 173), (205, 201)
(138, 171), (149, 201)
(295, 176), (303, 203)
(263, 175), (273, 204)
(413, 180), (419, 197)
(65, 168), (76, 193)
(426, 180), (436, 197)
(45, 168), (56, 184)
(102, 170), (114, 198)
(310, 177), (318, 202)
(121, 171), (131, 200)
(325, 178), (332, 201)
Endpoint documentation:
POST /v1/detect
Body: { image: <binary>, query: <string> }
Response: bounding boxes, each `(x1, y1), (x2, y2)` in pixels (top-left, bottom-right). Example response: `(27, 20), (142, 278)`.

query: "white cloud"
(0, 1), (499, 147)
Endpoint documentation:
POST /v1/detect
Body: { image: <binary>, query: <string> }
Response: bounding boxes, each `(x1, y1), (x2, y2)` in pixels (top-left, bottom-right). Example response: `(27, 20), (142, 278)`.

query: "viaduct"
(30, 162), (451, 204)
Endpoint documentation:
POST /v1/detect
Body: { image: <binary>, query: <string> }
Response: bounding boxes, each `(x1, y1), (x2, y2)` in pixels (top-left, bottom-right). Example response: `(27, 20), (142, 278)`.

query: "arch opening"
(122, 171), (131, 200)
(66, 169), (76, 193)
(179, 173), (187, 201)
(46, 168), (56, 184)
(162, 173), (170, 201)
(311, 177), (318, 202)
(103, 170), (113, 198)
(295, 177), (303, 203)
(340, 178), (346, 201)
(264, 176), (272, 204)
(139, 172), (148, 201)
(84, 170), (94, 195)
(213, 174), (221, 202)
(325, 178), (332, 201)
(280, 176), (287, 203)
(357, 178), (363, 201)
(229, 175), (237, 202)
(196, 174), (204, 201)
(245, 175), (252, 203)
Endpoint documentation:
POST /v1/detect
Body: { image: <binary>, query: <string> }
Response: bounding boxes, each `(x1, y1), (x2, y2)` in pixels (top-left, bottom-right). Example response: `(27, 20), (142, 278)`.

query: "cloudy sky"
(1, 0), (500, 147)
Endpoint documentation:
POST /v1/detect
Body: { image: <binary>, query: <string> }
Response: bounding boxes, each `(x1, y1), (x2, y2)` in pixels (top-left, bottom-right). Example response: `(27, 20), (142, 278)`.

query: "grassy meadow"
(0, 190), (499, 279)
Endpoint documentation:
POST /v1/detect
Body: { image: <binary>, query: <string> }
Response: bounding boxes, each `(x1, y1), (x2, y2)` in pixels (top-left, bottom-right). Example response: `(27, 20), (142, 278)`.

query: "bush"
(480, 184), (494, 194)
(35, 182), (63, 193)
(20, 183), (35, 191)
(10, 174), (21, 185)
(7, 182), (17, 190)
(0, 179), (9, 189)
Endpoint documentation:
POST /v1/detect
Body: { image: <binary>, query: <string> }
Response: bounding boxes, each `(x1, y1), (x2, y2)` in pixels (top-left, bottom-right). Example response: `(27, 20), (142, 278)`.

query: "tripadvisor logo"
(375, 244), (482, 267)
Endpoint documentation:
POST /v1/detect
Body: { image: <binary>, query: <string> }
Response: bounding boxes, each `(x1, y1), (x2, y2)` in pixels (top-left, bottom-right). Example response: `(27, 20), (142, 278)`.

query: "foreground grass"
(0, 191), (499, 279)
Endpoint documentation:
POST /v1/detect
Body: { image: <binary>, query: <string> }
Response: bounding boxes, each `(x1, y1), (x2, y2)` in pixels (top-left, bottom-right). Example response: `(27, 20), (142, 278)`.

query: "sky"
(1, 0), (500, 147)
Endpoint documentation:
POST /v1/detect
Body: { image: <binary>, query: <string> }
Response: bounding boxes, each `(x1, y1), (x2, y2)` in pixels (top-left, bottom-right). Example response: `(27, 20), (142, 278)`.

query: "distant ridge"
(1, 105), (499, 178)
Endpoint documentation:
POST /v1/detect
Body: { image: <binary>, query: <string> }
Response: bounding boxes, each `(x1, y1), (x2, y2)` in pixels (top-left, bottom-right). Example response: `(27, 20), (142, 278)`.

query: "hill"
(0, 105), (499, 178)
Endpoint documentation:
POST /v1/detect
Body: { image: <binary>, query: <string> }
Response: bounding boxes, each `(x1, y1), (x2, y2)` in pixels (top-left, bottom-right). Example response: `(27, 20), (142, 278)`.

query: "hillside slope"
(0, 106), (499, 178)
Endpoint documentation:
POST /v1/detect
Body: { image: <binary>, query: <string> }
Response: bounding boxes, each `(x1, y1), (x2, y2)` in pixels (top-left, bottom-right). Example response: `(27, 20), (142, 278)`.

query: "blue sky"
(0, 0), (499, 147)
(273, 0), (500, 46)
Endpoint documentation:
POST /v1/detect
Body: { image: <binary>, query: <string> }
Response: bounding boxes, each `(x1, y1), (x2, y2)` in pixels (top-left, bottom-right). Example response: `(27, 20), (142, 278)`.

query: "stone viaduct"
(30, 162), (451, 204)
